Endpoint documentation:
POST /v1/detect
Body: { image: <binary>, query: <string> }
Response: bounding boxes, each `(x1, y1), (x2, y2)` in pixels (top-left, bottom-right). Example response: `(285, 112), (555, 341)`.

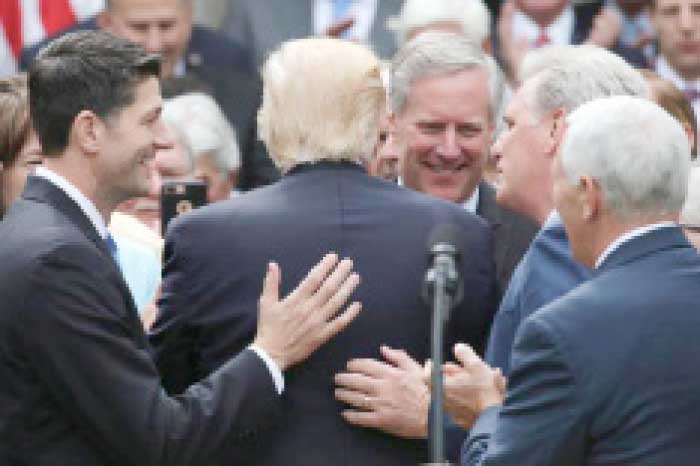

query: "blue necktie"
(104, 233), (120, 269)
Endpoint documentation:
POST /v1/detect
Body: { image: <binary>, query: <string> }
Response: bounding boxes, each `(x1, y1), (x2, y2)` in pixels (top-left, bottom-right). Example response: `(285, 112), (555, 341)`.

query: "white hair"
(386, 0), (491, 47)
(681, 163), (700, 224)
(257, 37), (384, 173)
(390, 31), (504, 125)
(561, 96), (690, 219)
(161, 92), (240, 176)
(519, 45), (650, 120)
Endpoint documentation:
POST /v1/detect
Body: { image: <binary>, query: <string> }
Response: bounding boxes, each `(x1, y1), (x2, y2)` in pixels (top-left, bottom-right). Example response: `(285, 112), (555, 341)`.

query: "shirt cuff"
(248, 344), (285, 395)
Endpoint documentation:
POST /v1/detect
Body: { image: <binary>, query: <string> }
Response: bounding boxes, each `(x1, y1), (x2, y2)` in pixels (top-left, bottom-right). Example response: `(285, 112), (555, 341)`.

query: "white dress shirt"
(512, 5), (574, 49)
(462, 186), (480, 214)
(594, 222), (677, 269)
(35, 167), (285, 394)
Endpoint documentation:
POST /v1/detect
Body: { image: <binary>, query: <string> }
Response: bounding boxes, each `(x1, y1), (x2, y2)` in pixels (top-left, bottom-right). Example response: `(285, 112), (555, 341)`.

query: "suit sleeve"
(24, 242), (280, 466)
(461, 314), (588, 466)
(149, 220), (201, 394)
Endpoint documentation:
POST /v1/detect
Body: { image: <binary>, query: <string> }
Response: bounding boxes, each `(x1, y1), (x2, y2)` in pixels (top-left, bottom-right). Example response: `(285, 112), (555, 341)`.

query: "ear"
(545, 108), (567, 157)
(227, 169), (239, 190)
(71, 110), (103, 158)
(578, 175), (601, 222)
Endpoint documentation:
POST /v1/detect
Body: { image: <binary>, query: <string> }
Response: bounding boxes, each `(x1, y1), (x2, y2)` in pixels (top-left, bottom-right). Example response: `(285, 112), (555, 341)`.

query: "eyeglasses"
(680, 223), (700, 233)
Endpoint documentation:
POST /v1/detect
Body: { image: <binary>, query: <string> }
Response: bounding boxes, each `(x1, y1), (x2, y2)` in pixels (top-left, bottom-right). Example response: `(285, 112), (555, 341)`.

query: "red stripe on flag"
(0, 0), (22, 57)
(39, 0), (77, 36)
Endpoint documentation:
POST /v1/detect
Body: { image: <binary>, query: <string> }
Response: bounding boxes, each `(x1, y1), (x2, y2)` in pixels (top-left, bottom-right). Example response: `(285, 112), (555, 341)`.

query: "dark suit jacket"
(463, 226), (700, 465)
(0, 176), (280, 466)
(20, 20), (279, 190)
(477, 182), (538, 295)
(150, 161), (499, 466)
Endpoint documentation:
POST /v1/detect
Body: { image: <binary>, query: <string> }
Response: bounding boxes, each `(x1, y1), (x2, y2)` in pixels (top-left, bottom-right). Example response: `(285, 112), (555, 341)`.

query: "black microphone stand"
(423, 243), (460, 465)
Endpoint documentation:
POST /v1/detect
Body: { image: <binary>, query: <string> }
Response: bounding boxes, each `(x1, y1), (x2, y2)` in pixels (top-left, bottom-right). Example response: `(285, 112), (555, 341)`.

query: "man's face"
(98, 76), (169, 205)
(491, 84), (555, 219)
(1, 130), (42, 214)
(102, 0), (192, 78)
(394, 67), (493, 204)
(119, 122), (193, 233)
(652, 0), (700, 79)
(194, 152), (236, 203)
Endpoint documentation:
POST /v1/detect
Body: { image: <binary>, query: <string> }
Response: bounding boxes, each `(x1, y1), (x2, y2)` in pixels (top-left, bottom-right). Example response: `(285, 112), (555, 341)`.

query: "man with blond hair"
(150, 36), (498, 466)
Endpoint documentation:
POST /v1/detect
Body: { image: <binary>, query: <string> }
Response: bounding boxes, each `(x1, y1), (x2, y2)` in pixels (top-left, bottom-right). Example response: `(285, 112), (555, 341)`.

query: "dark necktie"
(104, 233), (120, 269)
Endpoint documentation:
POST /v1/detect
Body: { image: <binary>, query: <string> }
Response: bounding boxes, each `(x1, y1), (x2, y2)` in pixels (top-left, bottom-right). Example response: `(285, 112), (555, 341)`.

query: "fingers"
(335, 388), (374, 411)
(318, 269), (360, 322)
(346, 357), (395, 379)
(335, 370), (377, 396)
(453, 343), (481, 367)
(380, 345), (422, 371)
(286, 253), (339, 305)
(260, 262), (281, 307)
(341, 409), (381, 429)
(314, 259), (360, 310)
(316, 301), (362, 348)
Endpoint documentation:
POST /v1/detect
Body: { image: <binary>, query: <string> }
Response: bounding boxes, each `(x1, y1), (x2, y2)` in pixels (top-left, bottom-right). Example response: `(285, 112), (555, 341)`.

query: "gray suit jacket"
(463, 226), (700, 465)
(477, 182), (538, 295)
(223, 0), (401, 67)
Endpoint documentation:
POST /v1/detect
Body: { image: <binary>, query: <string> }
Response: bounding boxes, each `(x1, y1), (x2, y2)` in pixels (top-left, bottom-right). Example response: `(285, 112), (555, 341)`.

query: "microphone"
(422, 223), (464, 318)
(423, 223), (464, 464)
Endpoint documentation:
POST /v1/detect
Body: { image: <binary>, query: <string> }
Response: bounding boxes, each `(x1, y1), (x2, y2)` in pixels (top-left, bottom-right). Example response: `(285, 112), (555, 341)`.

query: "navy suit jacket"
(20, 20), (279, 190)
(150, 161), (499, 466)
(462, 226), (700, 465)
(485, 213), (591, 375)
(0, 176), (280, 466)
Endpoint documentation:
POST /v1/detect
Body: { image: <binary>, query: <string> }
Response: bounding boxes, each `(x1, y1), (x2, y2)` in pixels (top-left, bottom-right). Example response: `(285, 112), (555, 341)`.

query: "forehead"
(111, 0), (186, 18)
(119, 76), (162, 117)
(654, 0), (700, 9)
(402, 67), (490, 120)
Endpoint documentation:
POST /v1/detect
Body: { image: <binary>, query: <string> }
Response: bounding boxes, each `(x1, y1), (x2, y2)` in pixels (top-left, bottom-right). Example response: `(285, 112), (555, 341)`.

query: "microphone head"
(427, 223), (464, 261)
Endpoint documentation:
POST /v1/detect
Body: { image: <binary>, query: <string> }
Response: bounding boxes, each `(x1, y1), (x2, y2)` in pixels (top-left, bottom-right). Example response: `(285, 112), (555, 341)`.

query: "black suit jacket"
(463, 227), (700, 465)
(150, 162), (500, 466)
(20, 20), (279, 190)
(0, 176), (280, 466)
(477, 182), (537, 294)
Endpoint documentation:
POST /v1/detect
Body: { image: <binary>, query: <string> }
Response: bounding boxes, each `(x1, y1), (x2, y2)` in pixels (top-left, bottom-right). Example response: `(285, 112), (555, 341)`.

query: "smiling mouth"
(421, 161), (468, 173)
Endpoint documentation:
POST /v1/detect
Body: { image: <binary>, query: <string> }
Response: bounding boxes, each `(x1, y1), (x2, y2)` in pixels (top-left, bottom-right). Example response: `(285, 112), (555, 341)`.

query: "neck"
(525, 5), (567, 28)
(42, 154), (115, 223)
(588, 213), (678, 268)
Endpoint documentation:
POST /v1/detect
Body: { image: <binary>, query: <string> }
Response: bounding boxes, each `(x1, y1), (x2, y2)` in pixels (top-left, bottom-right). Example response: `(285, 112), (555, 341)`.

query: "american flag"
(0, 0), (103, 77)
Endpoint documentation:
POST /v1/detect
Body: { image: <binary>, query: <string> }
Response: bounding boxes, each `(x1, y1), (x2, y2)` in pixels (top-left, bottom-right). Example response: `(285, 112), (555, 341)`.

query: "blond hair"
(257, 37), (385, 173)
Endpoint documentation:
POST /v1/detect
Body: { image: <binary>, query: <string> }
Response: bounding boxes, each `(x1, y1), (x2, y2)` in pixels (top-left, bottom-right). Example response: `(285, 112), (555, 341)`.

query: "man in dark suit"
(334, 32), (536, 444)
(149, 36), (499, 465)
(0, 31), (360, 466)
(451, 95), (700, 465)
(19, 0), (278, 190)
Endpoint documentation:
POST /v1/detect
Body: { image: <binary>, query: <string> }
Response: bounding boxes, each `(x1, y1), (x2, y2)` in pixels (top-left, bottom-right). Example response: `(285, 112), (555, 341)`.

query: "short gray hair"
(561, 96), (690, 219)
(162, 92), (240, 175)
(519, 45), (650, 120)
(390, 31), (504, 125)
(681, 163), (700, 224)
(386, 0), (491, 48)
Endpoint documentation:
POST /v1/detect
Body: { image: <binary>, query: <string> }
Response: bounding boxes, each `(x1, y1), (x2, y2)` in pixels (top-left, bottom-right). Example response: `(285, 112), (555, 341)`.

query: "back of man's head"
(390, 31), (504, 125)
(561, 96), (690, 220)
(29, 31), (160, 157)
(519, 45), (649, 120)
(257, 37), (384, 173)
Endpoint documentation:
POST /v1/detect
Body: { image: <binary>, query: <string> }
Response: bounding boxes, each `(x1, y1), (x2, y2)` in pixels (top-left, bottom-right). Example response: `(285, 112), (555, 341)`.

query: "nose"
(154, 119), (175, 151)
(491, 135), (503, 164)
(437, 126), (460, 160)
(143, 27), (164, 54)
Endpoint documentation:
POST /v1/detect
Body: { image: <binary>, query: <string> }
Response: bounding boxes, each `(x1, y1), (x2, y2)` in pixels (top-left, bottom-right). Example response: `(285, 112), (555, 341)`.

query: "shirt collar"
(594, 221), (678, 269)
(512, 5), (574, 48)
(656, 55), (700, 95)
(542, 210), (562, 229)
(461, 187), (480, 214)
(35, 166), (109, 239)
